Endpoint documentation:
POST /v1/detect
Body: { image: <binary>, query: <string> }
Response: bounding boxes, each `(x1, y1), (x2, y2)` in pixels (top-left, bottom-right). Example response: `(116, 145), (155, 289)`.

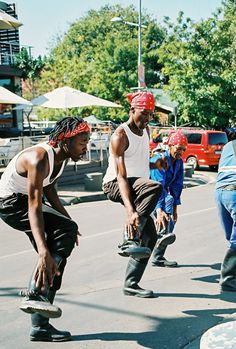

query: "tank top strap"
(36, 142), (54, 180)
(121, 122), (148, 139)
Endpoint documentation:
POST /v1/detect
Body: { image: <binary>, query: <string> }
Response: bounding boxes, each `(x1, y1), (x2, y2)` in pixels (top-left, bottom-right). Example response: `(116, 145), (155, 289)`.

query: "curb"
(59, 173), (213, 206)
(59, 193), (106, 206)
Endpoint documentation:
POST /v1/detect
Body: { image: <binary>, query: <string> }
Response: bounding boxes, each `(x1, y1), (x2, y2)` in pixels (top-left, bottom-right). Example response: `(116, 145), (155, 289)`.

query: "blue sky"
(15, 0), (223, 57)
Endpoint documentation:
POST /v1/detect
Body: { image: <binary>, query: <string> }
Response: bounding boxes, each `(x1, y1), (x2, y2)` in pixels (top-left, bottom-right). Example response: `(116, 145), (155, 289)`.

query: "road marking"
(0, 207), (216, 260)
(82, 228), (120, 240)
(180, 206), (216, 217)
(0, 229), (121, 260)
(0, 249), (33, 260)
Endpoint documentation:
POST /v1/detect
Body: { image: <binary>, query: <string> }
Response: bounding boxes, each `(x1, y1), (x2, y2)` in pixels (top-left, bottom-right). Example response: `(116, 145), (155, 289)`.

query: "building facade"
(0, 1), (23, 135)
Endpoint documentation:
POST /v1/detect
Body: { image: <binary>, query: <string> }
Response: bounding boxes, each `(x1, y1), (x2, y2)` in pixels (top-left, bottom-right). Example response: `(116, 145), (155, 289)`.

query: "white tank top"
(103, 123), (149, 184)
(0, 142), (66, 197)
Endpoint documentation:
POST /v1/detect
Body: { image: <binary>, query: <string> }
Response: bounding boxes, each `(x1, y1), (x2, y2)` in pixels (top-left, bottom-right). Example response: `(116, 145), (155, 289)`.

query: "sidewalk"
(58, 171), (216, 206)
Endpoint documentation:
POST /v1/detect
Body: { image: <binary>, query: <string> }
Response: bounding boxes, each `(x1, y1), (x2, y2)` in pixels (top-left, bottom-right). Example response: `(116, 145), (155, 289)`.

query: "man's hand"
(149, 155), (168, 171)
(156, 208), (169, 233)
(126, 211), (140, 239)
(34, 250), (60, 291)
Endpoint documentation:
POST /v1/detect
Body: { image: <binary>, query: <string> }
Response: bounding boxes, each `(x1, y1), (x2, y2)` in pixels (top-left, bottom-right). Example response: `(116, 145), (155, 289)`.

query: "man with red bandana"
(0, 116), (90, 342)
(103, 91), (163, 298)
(150, 131), (188, 267)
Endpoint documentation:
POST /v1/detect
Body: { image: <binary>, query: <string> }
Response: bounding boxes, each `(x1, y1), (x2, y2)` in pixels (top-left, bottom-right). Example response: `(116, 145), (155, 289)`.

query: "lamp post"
(111, 0), (146, 88)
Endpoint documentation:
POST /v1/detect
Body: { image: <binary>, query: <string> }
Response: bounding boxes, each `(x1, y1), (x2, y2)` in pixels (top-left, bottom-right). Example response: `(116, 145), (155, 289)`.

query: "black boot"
(152, 245), (178, 268)
(30, 290), (71, 342)
(20, 254), (64, 318)
(123, 258), (153, 298)
(220, 248), (236, 292)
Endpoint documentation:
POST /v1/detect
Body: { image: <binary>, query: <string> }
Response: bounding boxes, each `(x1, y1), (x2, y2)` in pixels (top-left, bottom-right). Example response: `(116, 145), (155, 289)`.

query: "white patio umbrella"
(0, 86), (31, 104)
(31, 86), (122, 109)
(0, 9), (22, 30)
(84, 115), (105, 124)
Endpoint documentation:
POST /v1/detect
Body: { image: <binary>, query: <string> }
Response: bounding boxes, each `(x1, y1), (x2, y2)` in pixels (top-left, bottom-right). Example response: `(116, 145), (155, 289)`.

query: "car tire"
(209, 165), (218, 171)
(187, 156), (198, 170)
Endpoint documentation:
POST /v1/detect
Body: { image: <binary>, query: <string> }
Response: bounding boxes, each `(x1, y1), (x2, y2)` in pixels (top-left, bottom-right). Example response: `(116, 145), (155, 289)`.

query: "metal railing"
(0, 42), (32, 65)
(0, 135), (109, 167)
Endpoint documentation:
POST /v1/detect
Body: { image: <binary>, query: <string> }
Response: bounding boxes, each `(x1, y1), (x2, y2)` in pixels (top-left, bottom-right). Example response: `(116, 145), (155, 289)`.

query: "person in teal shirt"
(215, 137), (236, 292)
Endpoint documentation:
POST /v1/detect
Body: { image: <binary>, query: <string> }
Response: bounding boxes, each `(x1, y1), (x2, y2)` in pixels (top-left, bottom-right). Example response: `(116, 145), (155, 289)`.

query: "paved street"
(1, 177), (236, 349)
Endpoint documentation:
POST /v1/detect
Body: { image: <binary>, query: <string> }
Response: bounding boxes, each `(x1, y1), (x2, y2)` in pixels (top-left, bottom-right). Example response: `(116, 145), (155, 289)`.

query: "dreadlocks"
(49, 116), (90, 147)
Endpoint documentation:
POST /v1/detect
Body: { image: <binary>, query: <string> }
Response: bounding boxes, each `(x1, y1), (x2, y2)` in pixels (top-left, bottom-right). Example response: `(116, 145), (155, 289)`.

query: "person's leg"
(0, 194), (77, 341)
(215, 190), (235, 243)
(122, 177), (161, 256)
(20, 203), (77, 316)
(30, 290), (71, 342)
(104, 178), (162, 296)
(152, 194), (178, 267)
(103, 177), (162, 219)
(124, 216), (157, 297)
(103, 178), (162, 258)
(25, 204), (78, 341)
(215, 189), (236, 291)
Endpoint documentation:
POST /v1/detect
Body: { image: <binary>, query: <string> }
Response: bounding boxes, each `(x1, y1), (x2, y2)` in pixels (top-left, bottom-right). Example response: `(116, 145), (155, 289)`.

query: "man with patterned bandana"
(0, 117), (90, 342)
(150, 131), (188, 268)
(103, 91), (163, 298)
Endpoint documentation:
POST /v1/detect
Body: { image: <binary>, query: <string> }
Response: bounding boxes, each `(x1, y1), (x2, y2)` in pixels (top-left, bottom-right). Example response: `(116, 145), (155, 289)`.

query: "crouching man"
(0, 117), (90, 342)
(103, 91), (162, 298)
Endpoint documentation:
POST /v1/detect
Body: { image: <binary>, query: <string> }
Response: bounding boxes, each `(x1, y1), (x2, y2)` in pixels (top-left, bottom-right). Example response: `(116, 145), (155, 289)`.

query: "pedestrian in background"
(103, 91), (162, 298)
(215, 136), (236, 292)
(150, 131), (188, 268)
(0, 117), (90, 342)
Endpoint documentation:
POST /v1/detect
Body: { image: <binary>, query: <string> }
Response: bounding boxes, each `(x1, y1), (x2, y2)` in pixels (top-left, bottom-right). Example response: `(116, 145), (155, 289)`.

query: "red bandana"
(168, 132), (188, 146)
(49, 122), (90, 147)
(127, 91), (155, 112)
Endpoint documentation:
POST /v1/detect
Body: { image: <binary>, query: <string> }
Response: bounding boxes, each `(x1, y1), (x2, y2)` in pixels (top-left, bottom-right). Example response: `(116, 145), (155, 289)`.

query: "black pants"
(103, 177), (162, 252)
(0, 193), (78, 290)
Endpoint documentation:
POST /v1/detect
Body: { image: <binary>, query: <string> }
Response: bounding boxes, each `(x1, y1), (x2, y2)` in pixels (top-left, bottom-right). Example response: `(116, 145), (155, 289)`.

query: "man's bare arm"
(43, 183), (70, 218)
(111, 128), (139, 237)
(26, 151), (60, 289)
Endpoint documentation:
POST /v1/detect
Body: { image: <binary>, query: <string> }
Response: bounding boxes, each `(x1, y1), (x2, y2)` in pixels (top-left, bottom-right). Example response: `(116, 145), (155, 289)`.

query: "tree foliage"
(17, 2), (236, 127)
(14, 48), (47, 99)
(157, 1), (236, 128)
(35, 5), (166, 121)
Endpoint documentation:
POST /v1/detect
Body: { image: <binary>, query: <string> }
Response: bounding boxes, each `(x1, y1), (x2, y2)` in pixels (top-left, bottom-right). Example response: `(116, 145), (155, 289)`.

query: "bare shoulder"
(114, 125), (127, 138)
(111, 126), (128, 153)
(17, 145), (49, 173)
(25, 146), (48, 164)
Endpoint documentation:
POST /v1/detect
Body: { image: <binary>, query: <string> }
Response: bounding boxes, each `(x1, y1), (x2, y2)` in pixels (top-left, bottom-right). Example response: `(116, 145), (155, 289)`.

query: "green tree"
(158, 1), (236, 129)
(14, 48), (47, 99)
(36, 5), (166, 121)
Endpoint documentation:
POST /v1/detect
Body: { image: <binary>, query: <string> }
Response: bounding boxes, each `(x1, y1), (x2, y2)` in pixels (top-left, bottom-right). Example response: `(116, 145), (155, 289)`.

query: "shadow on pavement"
(192, 273), (220, 284)
(0, 287), (22, 297)
(178, 263), (220, 270)
(68, 304), (236, 349)
(57, 297), (236, 348)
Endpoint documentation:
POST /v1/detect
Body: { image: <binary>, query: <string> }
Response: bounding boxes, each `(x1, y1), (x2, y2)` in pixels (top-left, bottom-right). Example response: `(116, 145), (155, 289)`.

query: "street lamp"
(111, 0), (147, 88)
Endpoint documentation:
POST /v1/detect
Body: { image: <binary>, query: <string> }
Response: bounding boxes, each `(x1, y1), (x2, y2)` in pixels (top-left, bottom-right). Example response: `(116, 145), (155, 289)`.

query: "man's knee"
(64, 220), (78, 255)
(146, 180), (163, 210)
(50, 220), (78, 258)
(148, 180), (163, 200)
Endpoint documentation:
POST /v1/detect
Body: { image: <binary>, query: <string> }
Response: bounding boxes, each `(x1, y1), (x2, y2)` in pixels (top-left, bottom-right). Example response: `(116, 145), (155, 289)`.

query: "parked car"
(150, 129), (228, 170)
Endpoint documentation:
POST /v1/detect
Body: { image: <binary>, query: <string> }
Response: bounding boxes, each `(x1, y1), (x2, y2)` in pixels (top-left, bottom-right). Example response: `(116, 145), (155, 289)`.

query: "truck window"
(208, 133), (228, 145)
(184, 133), (202, 144)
